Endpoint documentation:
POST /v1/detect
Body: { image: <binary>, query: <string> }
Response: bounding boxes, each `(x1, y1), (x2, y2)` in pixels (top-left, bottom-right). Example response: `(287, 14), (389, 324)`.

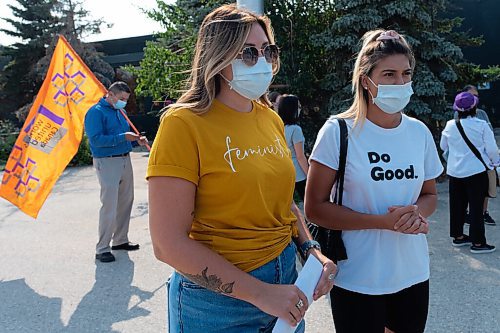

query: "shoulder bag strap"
(455, 119), (489, 171)
(337, 118), (348, 205)
(329, 117), (348, 262)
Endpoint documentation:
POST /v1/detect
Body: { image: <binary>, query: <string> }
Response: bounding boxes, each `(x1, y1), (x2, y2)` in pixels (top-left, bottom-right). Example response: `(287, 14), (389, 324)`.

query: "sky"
(0, 0), (175, 46)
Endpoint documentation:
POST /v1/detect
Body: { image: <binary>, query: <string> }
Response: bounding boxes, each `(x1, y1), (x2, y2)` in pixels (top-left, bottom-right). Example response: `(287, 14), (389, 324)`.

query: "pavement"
(1, 146), (499, 332)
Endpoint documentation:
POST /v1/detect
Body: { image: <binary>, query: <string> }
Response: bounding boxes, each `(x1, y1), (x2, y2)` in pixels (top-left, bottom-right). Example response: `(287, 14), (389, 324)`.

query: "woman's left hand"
(308, 249), (337, 301)
(389, 205), (429, 234)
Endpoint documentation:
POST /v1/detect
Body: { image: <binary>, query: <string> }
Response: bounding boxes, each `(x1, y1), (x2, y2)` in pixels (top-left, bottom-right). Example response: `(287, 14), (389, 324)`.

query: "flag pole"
(118, 109), (151, 151)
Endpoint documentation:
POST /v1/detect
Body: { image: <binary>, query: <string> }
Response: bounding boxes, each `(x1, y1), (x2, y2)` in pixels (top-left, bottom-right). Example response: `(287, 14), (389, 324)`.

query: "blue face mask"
(220, 57), (273, 100)
(113, 100), (127, 110)
(367, 77), (413, 114)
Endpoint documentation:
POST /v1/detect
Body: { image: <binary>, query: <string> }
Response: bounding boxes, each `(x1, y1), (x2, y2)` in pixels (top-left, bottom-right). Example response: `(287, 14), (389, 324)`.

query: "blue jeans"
(167, 242), (305, 333)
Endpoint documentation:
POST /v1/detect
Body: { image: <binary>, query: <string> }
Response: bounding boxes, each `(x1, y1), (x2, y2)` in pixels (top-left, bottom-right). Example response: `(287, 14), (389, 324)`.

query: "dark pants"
(330, 280), (429, 333)
(449, 171), (488, 244)
(294, 179), (306, 202)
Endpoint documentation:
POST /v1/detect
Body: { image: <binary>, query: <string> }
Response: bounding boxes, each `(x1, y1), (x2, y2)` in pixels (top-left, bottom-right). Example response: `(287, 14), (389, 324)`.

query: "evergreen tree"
(35, 0), (114, 87)
(0, 0), (59, 115)
(14, 0), (115, 120)
(132, 0), (498, 140)
(312, 0), (500, 134)
(0, 46), (10, 71)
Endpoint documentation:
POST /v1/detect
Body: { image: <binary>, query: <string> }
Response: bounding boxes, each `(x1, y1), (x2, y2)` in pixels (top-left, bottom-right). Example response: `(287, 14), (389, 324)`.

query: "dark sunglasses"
(238, 44), (279, 67)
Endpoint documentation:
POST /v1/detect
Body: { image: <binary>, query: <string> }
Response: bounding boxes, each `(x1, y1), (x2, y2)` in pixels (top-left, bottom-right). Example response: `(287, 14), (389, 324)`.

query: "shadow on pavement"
(0, 278), (64, 332)
(0, 253), (154, 333)
(66, 252), (153, 332)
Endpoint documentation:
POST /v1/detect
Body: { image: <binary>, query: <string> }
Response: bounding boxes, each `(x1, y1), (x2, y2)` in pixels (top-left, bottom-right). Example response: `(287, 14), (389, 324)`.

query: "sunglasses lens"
(264, 45), (279, 64)
(241, 47), (258, 66)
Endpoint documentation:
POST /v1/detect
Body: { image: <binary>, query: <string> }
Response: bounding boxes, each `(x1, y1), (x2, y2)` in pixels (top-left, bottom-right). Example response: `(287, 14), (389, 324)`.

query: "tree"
(34, 0), (114, 87)
(129, 0), (226, 100)
(132, 0), (335, 147)
(312, 0), (500, 135)
(131, 0), (334, 111)
(132, 0), (499, 143)
(13, 0), (115, 121)
(265, 0), (337, 150)
(0, 0), (115, 121)
(0, 0), (59, 116)
(0, 46), (10, 70)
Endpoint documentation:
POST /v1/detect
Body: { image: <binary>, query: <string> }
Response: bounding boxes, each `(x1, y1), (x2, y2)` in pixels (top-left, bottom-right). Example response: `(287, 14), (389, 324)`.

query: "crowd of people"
(84, 4), (499, 332)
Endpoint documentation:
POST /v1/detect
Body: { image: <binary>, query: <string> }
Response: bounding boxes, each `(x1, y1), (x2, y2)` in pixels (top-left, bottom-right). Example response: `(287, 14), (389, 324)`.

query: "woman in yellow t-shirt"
(147, 4), (336, 332)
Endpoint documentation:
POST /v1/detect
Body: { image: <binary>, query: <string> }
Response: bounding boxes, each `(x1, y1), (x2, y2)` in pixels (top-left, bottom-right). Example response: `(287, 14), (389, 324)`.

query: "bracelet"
(299, 240), (321, 259)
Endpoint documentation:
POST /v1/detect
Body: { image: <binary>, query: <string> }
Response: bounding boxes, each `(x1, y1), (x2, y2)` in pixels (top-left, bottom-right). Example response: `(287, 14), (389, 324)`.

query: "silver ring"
(328, 273), (335, 281)
(295, 299), (304, 309)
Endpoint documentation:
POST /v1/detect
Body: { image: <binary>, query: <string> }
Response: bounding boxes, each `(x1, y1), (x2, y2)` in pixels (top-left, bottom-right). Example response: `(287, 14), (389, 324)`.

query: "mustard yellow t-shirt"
(147, 99), (297, 272)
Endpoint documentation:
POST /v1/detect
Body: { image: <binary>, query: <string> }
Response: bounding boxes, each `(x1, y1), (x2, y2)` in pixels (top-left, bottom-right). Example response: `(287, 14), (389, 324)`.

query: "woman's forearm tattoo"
(183, 267), (235, 294)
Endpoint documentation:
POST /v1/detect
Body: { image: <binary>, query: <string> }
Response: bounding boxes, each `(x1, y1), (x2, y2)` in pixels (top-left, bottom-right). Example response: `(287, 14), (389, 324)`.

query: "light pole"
(236, 0), (264, 15)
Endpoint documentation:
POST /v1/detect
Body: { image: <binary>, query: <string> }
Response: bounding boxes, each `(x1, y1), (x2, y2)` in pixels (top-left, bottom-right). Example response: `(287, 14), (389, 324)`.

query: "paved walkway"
(0, 149), (499, 332)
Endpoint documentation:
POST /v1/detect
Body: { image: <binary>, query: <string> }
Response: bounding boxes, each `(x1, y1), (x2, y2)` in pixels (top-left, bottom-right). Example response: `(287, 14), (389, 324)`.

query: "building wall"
(455, 0), (500, 125)
(91, 35), (155, 68)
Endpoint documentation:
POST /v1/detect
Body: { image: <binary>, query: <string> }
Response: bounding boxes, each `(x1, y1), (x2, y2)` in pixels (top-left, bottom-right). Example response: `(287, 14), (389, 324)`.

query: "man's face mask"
(110, 92), (128, 110)
(114, 100), (127, 110)
(367, 76), (413, 114)
(221, 57), (274, 101)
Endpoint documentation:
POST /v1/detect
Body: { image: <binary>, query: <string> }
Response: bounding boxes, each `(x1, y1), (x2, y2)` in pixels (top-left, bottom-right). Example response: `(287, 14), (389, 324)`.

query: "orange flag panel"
(0, 36), (107, 218)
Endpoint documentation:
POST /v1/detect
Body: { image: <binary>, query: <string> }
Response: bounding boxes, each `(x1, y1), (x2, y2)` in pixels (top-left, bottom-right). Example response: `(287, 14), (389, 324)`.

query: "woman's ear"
(361, 75), (369, 90)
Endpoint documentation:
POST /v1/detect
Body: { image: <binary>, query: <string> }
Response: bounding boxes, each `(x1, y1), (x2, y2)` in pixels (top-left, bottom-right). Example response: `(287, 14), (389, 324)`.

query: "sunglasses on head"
(237, 44), (279, 67)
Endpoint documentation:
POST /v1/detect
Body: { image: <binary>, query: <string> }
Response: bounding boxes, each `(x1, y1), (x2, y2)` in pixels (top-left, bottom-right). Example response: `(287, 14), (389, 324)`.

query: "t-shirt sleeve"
(423, 125), (444, 180)
(309, 119), (339, 171)
(482, 122), (500, 166)
(146, 113), (200, 185)
(439, 121), (450, 152)
(291, 125), (305, 145)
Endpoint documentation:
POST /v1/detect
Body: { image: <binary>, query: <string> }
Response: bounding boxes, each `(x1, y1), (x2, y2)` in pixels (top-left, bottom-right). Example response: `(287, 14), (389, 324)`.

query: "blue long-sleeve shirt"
(84, 97), (132, 158)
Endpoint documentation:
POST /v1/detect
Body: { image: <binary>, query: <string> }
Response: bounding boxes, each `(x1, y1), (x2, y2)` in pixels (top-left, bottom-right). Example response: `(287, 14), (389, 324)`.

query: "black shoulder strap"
(455, 119), (489, 171)
(337, 118), (349, 206)
(329, 118), (348, 262)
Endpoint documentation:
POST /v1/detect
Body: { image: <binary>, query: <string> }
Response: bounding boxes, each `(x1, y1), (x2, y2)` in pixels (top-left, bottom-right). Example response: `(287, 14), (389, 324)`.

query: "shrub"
(0, 120), (19, 169)
(69, 134), (93, 167)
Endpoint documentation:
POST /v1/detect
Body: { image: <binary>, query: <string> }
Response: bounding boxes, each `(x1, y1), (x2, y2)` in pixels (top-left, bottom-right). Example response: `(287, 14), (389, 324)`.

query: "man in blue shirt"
(85, 81), (148, 263)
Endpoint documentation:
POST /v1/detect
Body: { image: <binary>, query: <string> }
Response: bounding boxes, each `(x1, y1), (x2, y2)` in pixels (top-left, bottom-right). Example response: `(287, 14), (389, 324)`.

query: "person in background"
(278, 94), (309, 202)
(441, 91), (499, 254)
(146, 4), (336, 332)
(454, 84), (496, 226)
(305, 29), (443, 333)
(268, 91), (282, 111)
(84, 81), (148, 263)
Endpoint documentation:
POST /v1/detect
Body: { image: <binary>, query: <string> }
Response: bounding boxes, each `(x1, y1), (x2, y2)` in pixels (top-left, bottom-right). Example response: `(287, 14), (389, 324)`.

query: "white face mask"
(221, 57), (273, 100)
(367, 77), (413, 114)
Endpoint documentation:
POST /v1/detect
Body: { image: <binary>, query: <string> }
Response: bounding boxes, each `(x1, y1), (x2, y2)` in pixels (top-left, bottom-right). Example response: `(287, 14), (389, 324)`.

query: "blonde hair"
(337, 29), (415, 128)
(164, 4), (279, 116)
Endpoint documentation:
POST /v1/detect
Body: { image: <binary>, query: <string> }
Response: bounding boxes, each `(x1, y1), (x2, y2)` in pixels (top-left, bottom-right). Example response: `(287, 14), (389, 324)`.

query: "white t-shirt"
(440, 117), (500, 178)
(310, 115), (443, 295)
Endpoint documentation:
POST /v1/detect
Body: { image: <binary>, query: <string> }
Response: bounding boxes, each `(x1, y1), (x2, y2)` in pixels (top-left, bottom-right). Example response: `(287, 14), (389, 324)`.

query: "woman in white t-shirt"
(278, 95), (309, 201)
(305, 29), (443, 333)
(440, 91), (499, 254)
